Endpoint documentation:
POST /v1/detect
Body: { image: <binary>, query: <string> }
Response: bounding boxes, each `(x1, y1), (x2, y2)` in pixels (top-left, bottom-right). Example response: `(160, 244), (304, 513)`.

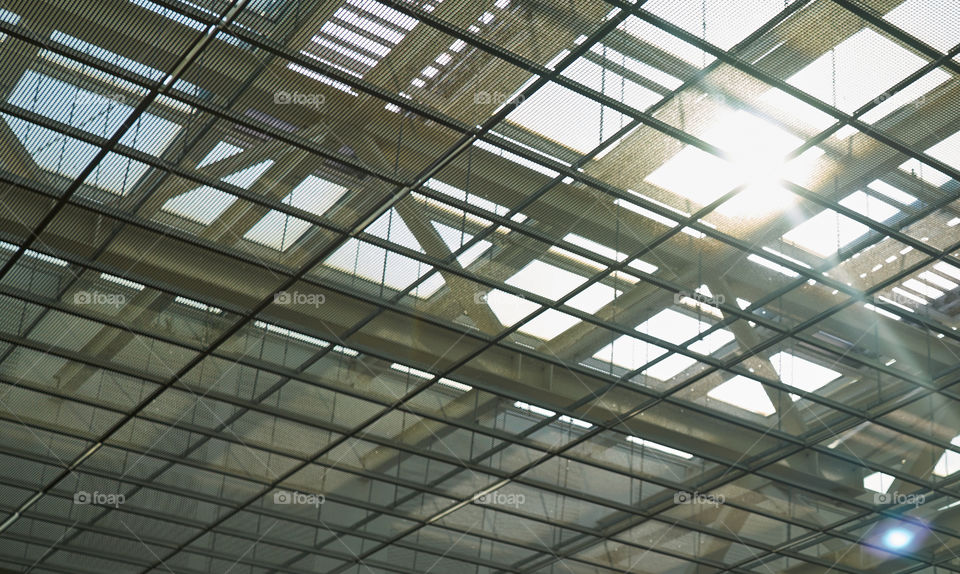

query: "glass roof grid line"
(0, 398), (883, 563)
(0, 451), (771, 574)
(629, 8), (960, 190)
(0, 23), (417, 188)
(63, 12), (646, 574)
(2, 139), (944, 401)
(0, 0), (840, 234)
(0, 0), (251, 295)
(0, 0), (302, 541)
(5, 250), (952, 574)
(0, 252), (936, 482)
(8, 364), (954, 565)
(0, 102), (367, 238)
(7, 7), (960, 574)
(0, 7), (471, 139)
(5, 6), (960, 574)
(5, 258), (936, 488)
(832, 0), (960, 66)
(3, 134), (955, 397)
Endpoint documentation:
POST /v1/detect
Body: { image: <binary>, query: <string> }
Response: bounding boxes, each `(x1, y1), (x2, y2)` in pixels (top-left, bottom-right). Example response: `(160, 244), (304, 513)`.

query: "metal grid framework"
(0, 0), (959, 572)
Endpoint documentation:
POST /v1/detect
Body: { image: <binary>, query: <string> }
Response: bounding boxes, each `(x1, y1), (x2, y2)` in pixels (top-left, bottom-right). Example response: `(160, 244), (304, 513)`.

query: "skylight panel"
(899, 158), (951, 187)
(162, 160), (274, 225)
(642, 0), (789, 51)
(562, 57), (663, 112)
(891, 286), (927, 306)
(514, 400), (555, 417)
(162, 188), (237, 225)
(430, 222), (491, 267)
(129, 0), (206, 31)
(867, 180), (917, 205)
(287, 63), (359, 96)
(391, 362), (434, 379)
(175, 296), (222, 314)
(645, 110), (819, 217)
(626, 436), (693, 459)
(934, 262), (960, 282)
(593, 334), (668, 371)
(787, 28), (927, 114)
(312, 36), (380, 68)
(590, 45), (683, 90)
(505, 81), (630, 154)
(128, 0), (251, 46)
(244, 176), (348, 250)
(516, 309), (581, 340)
(485, 289), (540, 326)
(0, 9), (21, 43)
(5, 71), (181, 195)
(365, 207), (423, 253)
(758, 88), (837, 132)
(614, 198), (683, 229)
(8, 71), (181, 153)
(348, 0), (419, 30)
(747, 254), (799, 277)
(634, 309), (734, 380)
(919, 271), (958, 291)
(934, 436), (960, 477)
(864, 302), (902, 320)
(505, 260), (587, 301)
(860, 69), (950, 125)
(636, 309), (732, 351)
(769, 351), (841, 399)
(925, 131), (960, 173)
(903, 278), (944, 299)
(306, 0), (419, 80)
(838, 190), (900, 222)
(0, 242), (69, 267)
(782, 194), (890, 257)
(334, 7), (406, 44)
(643, 352), (701, 381)
(616, 192), (705, 238)
(863, 471), (893, 493)
(562, 233), (659, 274)
(514, 401), (592, 429)
(325, 238), (444, 298)
(762, 247), (811, 271)
(884, 0), (960, 53)
(197, 141), (244, 169)
(473, 139), (560, 178)
(49, 31), (204, 99)
(254, 321), (328, 347)
(618, 16), (714, 68)
(318, 22), (391, 57)
(707, 376), (776, 416)
(438, 378), (472, 392)
(566, 282), (620, 314)
(100, 273), (145, 290)
(422, 179), (526, 226)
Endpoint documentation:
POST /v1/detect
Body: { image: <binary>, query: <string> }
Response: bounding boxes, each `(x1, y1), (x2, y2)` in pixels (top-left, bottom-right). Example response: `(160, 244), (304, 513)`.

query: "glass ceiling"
(0, 0), (959, 573)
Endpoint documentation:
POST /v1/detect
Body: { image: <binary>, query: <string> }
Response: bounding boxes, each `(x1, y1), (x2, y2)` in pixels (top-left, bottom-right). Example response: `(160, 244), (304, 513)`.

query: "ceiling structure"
(0, 0), (959, 572)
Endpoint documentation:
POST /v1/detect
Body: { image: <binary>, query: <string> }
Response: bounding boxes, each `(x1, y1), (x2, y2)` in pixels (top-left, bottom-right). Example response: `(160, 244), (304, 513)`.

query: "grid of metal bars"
(1, 0), (960, 573)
